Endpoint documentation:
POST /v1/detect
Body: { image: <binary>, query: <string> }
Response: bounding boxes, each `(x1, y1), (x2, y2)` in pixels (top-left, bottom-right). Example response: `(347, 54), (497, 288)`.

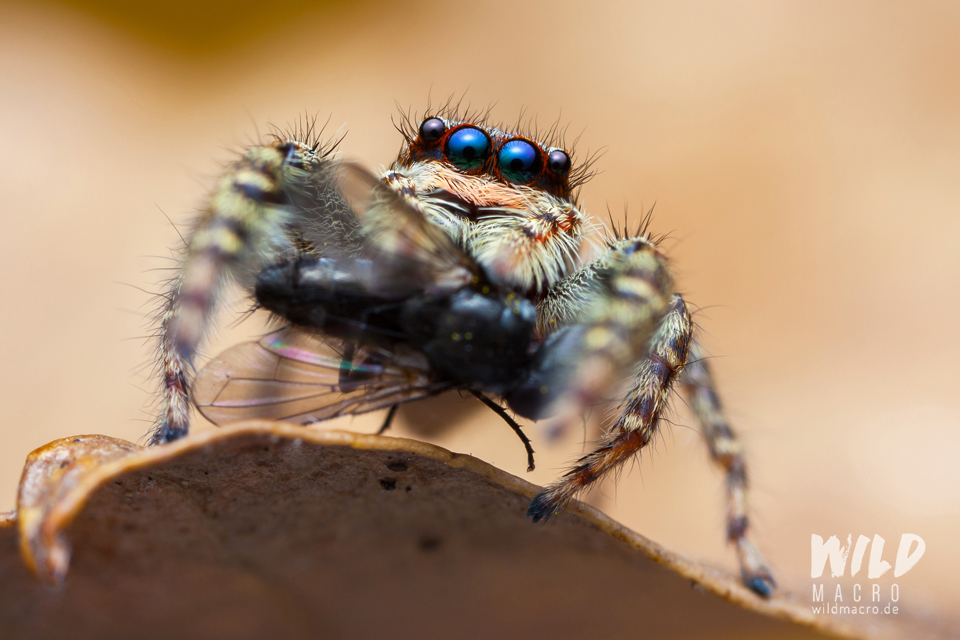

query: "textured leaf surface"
(0, 424), (922, 640)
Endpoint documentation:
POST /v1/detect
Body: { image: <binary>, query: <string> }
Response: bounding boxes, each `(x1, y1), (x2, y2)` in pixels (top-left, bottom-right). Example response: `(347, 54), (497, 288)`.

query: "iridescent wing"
(193, 327), (451, 426)
(294, 161), (479, 297)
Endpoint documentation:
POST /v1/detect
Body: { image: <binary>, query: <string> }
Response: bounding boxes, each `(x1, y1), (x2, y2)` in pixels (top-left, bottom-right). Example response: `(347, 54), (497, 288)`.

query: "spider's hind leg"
(681, 339), (776, 595)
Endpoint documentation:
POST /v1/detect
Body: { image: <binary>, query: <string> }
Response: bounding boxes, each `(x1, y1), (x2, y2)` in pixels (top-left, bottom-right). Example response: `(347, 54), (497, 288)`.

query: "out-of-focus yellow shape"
(53, 0), (356, 53)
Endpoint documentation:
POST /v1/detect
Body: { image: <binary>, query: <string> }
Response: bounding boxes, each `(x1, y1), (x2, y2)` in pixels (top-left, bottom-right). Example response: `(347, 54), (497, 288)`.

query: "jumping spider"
(151, 106), (775, 596)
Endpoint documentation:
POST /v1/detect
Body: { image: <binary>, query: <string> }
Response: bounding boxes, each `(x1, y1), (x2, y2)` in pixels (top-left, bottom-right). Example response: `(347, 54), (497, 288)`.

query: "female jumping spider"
(150, 105), (775, 596)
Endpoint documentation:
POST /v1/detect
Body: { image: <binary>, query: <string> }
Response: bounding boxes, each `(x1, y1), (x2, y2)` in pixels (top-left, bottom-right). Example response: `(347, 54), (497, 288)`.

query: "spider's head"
(388, 114), (593, 299)
(400, 116), (575, 199)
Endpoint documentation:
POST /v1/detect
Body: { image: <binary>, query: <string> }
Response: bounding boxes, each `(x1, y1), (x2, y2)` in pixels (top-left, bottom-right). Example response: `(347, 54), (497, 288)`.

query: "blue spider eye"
(445, 126), (490, 170)
(546, 149), (572, 177)
(498, 139), (542, 183)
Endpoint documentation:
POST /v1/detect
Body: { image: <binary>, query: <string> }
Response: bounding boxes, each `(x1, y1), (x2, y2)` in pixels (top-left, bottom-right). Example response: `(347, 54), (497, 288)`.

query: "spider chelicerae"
(150, 104), (775, 596)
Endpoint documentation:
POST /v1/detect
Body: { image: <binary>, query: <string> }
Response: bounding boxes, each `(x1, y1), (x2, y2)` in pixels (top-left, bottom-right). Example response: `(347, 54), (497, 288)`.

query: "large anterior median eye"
(444, 126), (490, 171)
(498, 139), (542, 183)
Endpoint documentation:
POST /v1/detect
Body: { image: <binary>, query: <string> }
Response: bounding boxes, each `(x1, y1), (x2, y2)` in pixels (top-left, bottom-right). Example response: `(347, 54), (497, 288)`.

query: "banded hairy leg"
(680, 338), (775, 595)
(151, 136), (344, 445)
(531, 235), (774, 596)
(528, 290), (690, 519)
(526, 236), (678, 516)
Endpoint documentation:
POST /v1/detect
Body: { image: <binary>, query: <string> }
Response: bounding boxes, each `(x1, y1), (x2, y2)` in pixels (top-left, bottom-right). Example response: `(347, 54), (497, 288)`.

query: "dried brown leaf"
(0, 423), (934, 640)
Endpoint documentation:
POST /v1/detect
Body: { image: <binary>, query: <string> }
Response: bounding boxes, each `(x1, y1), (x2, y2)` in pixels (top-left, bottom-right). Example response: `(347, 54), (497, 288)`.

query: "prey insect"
(151, 105), (776, 596)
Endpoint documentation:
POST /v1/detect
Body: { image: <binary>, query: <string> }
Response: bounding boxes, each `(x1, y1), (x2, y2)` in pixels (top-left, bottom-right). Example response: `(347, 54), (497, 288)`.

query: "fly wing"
(193, 327), (450, 426)
(293, 161), (478, 297)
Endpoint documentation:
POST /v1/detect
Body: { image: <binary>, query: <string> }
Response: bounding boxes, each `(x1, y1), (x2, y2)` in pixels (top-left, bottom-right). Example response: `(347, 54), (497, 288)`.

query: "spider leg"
(531, 237), (776, 596)
(151, 139), (338, 445)
(680, 339), (776, 596)
(528, 293), (689, 520)
(526, 237), (676, 515)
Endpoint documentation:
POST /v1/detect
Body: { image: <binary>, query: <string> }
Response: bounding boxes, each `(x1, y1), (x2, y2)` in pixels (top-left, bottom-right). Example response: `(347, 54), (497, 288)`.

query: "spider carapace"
(151, 106), (776, 596)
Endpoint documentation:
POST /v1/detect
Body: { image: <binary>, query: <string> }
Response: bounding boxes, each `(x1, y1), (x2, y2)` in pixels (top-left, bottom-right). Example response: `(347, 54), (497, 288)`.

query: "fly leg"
(376, 404), (399, 435)
(472, 391), (536, 472)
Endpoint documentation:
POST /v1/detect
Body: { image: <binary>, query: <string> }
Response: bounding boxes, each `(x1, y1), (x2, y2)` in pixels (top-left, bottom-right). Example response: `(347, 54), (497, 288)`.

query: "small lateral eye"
(546, 149), (572, 177)
(445, 126), (491, 171)
(419, 117), (446, 143)
(498, 139), (542, 183)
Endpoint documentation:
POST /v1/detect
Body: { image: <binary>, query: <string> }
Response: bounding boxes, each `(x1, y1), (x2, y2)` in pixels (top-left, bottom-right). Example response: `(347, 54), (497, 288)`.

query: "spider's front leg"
(680, 339), (776, 595)
(527, 237), (680, 516)
(151, 138), (341, 445)
(528, 291), (691, 521)
(528, 236), (775, 596)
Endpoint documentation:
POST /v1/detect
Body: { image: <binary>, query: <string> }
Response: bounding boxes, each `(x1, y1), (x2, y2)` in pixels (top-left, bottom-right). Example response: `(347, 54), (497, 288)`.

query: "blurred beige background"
(1, 0), (958, 628)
